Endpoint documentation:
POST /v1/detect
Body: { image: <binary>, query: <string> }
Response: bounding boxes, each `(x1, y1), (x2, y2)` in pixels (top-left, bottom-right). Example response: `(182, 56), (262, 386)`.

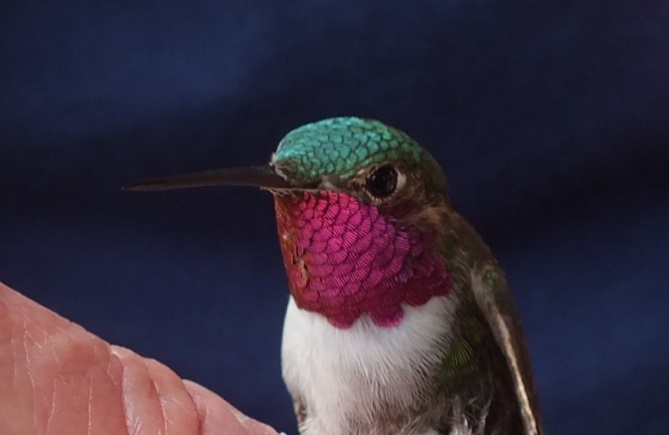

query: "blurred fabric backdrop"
(2, 1), (668, 433)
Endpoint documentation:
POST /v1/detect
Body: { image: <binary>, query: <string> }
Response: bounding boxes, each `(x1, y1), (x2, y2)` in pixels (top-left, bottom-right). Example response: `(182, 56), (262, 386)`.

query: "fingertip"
(110, 345), (199, 434)
(183, 380), (280, 435)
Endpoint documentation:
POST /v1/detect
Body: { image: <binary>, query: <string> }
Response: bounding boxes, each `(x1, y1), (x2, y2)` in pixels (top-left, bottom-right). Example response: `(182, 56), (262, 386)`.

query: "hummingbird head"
(127, 117), (453, 328)
(271, 117), (448, 208)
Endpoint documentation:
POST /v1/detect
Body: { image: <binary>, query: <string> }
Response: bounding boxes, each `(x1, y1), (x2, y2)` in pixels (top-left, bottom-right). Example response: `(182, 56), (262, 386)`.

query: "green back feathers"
(272, 117), (423, 183)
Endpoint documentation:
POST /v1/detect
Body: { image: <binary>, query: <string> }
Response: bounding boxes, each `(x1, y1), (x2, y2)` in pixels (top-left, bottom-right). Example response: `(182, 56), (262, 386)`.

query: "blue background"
(2, 1), (668, 433)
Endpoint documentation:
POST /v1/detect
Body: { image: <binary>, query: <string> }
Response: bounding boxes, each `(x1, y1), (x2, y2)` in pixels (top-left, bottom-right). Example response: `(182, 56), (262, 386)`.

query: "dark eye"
(366, 165), (398, 198)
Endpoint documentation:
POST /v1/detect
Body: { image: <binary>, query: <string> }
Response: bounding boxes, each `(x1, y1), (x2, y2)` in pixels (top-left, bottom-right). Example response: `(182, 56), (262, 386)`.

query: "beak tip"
(121, 184), (142, 192)
(122, 181), (164, 192)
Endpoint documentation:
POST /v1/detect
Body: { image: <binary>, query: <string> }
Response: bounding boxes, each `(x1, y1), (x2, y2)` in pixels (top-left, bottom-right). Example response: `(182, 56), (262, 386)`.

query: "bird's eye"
(365, 165), (398, 198)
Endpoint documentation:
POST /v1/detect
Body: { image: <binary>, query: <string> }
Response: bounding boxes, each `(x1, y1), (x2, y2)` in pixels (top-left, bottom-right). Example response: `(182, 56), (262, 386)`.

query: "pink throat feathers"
(275, 190), (452, 328)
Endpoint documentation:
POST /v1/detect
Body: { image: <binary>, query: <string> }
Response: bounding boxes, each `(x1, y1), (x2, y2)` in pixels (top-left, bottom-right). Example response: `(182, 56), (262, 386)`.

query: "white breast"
(281, 295), (456, 435)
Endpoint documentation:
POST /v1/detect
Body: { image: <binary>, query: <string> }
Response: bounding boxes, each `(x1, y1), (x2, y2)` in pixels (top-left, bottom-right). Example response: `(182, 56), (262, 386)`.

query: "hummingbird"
(126, 117), (543, 435)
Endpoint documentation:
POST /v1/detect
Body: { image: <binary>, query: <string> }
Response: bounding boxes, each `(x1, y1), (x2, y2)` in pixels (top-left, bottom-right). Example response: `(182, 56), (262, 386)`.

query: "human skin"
(0, 282), (279, 435)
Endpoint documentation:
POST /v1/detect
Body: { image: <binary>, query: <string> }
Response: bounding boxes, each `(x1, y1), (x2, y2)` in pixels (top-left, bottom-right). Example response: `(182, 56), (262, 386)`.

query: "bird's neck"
(274, 190), (452, 329)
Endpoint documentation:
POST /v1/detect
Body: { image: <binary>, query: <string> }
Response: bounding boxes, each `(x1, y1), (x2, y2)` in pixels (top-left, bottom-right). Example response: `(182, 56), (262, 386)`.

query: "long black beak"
(123, 165), (292, 191)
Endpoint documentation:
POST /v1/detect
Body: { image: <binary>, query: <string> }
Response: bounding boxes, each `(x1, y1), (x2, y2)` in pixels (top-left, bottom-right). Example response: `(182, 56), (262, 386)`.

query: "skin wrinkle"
(148, 362), (168, 435)
(108, 351), (132, 435)
(112, 346), (203, 435)
(229, 405), (252, 426)
(145, 356), (201, 434)
(23, 328), (38, 433)
(87, 373), (93, 435)
(10, 319), (18, 395)
(6, 310), (24, 427)
(114, 346), (155, 435)
(4, 299), (38, 435)
(48, 329), (103, 433)
(45, 379), (57, 434)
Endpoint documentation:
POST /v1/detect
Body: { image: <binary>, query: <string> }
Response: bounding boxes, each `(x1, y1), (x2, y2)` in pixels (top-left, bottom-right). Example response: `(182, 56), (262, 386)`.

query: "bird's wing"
(470, 266), (543, 435)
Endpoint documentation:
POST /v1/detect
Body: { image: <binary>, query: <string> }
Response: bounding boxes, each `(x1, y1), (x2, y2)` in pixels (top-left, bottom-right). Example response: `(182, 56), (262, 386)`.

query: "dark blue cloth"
(2, 1), (668, 433)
